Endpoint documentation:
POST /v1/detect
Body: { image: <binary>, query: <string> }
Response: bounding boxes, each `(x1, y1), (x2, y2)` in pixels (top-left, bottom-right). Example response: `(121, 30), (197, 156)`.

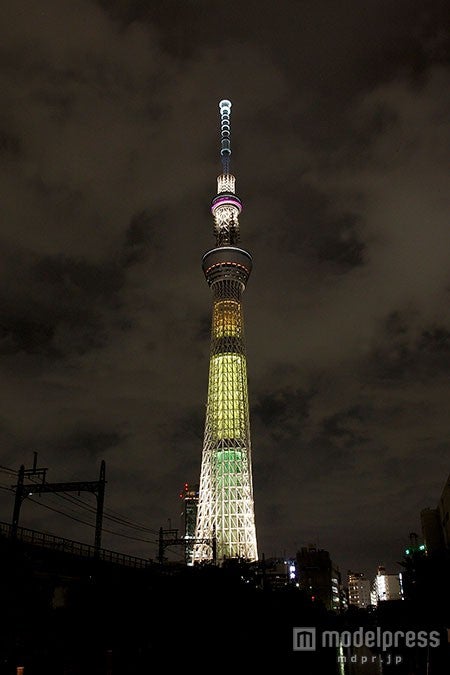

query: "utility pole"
(11, 455), (106, 551)
(158, 525), (216, 564)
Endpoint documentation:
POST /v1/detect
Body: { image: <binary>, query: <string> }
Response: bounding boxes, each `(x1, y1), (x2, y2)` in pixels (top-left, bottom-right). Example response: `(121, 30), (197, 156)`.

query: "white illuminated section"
(217, 174), (235, 193)
(212, 175), (242, 241)
(219, 99), (232, 171)
(213, 204), (240, 232)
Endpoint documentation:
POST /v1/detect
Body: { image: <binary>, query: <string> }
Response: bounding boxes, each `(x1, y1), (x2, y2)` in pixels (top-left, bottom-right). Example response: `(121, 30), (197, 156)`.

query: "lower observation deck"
(202, 246), (252, 286)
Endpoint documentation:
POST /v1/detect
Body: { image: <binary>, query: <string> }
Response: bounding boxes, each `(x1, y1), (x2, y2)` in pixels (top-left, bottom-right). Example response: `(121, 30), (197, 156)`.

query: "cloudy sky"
(0, 0), (448, 576)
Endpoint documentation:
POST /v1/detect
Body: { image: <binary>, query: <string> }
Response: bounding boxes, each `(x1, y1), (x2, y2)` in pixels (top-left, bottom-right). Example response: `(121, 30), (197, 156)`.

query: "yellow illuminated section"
(213, 300), (241, 338)
(208, 353), (247, 440)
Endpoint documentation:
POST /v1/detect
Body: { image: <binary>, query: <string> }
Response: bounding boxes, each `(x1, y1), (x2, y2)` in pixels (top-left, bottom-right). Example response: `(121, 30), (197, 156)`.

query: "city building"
(260, 558), (295, 591)
(296, 545), (342, 612)
(441, 473), (450, 547)
(179, 482), (198, 565)
(339, 583), (349, 612)
(403, 531), (426, 558)
(421, 508), (445, 554)
(421, 472), (450, 554)
(371, 565), (403, 605)
(194, 101), (258, 562)
(400, 532), (428, 601)
(347, 571), (371, 609)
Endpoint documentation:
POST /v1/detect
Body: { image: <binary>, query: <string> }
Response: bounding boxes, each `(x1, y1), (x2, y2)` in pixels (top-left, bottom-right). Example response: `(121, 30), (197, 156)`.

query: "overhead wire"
(1, 478), (189, 560)
(0, 464), (165, 548)
(0, 465), (17, 476)
(24, 496), (160, 547)
(56, 490), (160, 534)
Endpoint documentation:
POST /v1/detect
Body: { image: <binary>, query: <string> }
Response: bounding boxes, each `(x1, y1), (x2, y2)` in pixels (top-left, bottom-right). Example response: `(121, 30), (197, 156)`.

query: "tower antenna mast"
(219, 99), (232, 174)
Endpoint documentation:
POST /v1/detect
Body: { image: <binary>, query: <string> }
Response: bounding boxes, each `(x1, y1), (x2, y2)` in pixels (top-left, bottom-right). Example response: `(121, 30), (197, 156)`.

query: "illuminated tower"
(194, 100), (258, 562)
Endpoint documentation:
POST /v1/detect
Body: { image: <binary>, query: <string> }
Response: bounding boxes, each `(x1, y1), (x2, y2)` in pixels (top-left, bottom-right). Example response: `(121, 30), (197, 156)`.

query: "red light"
(311, 595), (315, 601)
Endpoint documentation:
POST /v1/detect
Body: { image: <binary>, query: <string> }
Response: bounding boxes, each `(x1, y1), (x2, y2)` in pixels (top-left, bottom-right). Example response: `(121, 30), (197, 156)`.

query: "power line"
(47, 492), (161, 538)
(56, 491), (160, 534)
(0, 465), (16, 476)
(25, 496), (159, 547)
(1, 481), (159, 547)
(2, 462), (160, 536)
(26, 495), (98, 529)
(3, 481), (188, 560)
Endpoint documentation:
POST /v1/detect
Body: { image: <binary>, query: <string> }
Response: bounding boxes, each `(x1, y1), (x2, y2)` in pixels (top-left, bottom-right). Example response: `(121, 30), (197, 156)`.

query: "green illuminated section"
(216, 449), (244, 488)
(208, 353), (248, 440)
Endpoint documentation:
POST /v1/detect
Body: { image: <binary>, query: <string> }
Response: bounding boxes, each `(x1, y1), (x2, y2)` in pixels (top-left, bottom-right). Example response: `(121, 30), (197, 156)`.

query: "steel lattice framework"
(194, 101), (258, 562)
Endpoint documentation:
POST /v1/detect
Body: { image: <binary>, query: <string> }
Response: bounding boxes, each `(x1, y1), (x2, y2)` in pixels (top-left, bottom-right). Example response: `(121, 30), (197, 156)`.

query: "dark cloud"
(319, 406), (369, 450)
(49, 427), (125, 458)
(0, 315), (55, 356)
(256, 183), (368, 278)
(0, 205), (164, 359)
(122, 210), (159, 267)
(0, 127), (21, 157)
(368, 311), (450, 381)
(0, 253), (120, 358)
(316, 215), (366, 272)
(253, 387), (315, 443)
(34, 254), (123, 303)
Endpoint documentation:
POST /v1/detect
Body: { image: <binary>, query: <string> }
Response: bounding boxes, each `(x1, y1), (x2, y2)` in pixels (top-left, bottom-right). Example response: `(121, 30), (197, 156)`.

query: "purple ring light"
(211, 195), (242, 214)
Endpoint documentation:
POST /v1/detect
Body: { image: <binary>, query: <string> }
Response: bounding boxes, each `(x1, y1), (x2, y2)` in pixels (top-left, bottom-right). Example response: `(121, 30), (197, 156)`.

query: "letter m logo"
(293, 627), (316, 651)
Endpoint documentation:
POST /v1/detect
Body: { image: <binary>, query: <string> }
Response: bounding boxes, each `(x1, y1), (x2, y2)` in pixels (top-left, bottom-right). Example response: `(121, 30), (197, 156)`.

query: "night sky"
(0, 0), (449, 577)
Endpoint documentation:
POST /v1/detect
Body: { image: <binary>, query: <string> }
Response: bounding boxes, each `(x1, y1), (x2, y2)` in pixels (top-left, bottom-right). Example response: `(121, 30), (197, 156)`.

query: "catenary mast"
(194, 100), (258, 562)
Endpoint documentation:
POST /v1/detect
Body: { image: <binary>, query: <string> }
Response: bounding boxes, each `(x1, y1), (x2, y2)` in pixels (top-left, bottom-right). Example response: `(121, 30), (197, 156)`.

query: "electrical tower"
(194, 100), (258, 563)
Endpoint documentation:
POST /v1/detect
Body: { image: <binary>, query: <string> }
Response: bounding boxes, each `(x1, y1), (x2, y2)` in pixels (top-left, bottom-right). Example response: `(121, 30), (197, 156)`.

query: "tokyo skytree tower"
(194, 100), (258, 562)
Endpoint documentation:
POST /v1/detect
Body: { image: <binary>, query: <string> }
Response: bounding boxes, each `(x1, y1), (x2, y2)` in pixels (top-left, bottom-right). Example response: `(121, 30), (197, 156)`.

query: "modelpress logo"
(293, 627), (441, 652)
(293, 627), (316, 651)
